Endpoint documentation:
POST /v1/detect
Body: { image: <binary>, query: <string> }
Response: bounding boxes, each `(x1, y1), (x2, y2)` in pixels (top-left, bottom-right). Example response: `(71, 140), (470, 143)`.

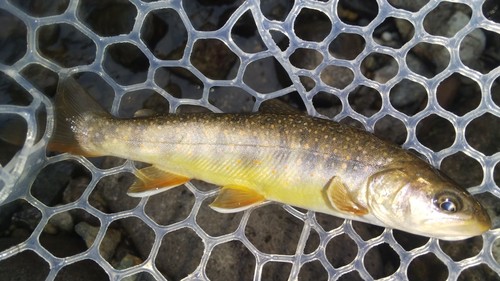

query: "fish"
(48, 77), (491, 240)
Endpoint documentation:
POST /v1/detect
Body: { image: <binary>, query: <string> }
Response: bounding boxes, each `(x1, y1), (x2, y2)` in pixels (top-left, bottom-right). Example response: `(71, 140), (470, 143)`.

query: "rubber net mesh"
(0, 0), (499, 280)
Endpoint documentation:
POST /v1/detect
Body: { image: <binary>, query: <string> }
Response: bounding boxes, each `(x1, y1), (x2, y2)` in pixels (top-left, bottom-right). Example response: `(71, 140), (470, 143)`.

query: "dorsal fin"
(258, 99), (303, 114)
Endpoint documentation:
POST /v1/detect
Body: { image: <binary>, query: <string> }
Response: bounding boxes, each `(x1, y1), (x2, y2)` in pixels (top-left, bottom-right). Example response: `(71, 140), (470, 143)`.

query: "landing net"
(0, 0), (499, 280)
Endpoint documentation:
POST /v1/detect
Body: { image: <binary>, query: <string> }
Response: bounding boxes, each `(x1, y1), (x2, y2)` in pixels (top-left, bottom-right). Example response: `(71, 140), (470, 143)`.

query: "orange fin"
(209, 185), (265, 213)
(127, 166), (190, 197)
(325, 176), (368, 216)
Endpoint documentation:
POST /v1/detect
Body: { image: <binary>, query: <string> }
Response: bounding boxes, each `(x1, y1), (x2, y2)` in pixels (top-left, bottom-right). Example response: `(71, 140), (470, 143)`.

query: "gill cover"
(365, 167), (413, 229)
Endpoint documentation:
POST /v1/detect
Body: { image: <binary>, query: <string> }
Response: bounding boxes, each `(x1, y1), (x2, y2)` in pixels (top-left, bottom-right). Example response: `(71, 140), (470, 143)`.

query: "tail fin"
(48, 77), (111, 156)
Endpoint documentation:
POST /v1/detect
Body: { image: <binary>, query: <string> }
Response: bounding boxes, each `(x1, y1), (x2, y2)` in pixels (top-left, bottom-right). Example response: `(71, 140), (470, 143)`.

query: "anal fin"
(325, 176), (368, 216)
(210, 185), (265, 213)
(127, 166), (190, 197)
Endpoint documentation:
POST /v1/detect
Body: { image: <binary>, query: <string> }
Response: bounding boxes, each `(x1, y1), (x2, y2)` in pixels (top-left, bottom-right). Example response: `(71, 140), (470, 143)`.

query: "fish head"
(366, 161), (491, 240)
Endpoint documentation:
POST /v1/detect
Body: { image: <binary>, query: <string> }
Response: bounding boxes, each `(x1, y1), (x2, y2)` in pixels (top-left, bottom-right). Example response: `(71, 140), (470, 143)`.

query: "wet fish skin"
(49, 77), (491, 240)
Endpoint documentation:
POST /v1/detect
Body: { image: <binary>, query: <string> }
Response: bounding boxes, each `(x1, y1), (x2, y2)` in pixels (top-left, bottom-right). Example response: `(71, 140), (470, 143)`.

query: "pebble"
(116, 253), (142, 270)
(44, 210), (74, 234)
(395, 4), (486, 73)
(388, 0), (430, 12)
(115, 254), (144, 281)
(75, 222), (121, 261)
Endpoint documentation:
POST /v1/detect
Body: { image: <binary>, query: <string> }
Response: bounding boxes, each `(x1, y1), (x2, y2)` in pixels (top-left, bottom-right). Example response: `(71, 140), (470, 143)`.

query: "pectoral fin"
(127, 166), (190, 197)
(210, 185), (265, 213)
(325, 176), (368, 216)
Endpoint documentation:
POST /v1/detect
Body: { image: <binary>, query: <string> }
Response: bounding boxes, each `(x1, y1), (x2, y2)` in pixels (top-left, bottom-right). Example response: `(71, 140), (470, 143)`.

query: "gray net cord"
(0, 0), (499, 280)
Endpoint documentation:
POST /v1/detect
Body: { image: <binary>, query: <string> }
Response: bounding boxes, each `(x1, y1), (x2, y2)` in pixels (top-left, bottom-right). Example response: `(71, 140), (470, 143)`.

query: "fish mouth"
(404, 205), (491, 241)
(423, 215), (492, 241)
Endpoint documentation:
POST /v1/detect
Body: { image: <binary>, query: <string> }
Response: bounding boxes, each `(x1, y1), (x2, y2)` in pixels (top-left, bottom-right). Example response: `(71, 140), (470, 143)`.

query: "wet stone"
(62, 177), (106, 225)
(371, 56), (398, 83)
(11, 203), (42, 231)
(44, 210), (74, 234)
(398, 3), (486, 72)
(439, 236), (483, 262)
(0, 249), (50, 281)
(209, 87), (255, 113)
(0, 201), (20, 233)
(31, 160), (77, 206)
(389, 75), (428, 116)
(39, 231), (88, 258)
(287, 21), (360, 93)
(423, 3), (472, 38)
(190, 39), (239, 81)
(0, 9), (27, 65)
(78, 0), (136, 37)
(245, 204), (302, 255)
(315, 215), (385, 278)
(458, 264), (500, 281)
(115, 253), (142, 270)
(388, 0), (432, 12)
(407, 253), (448, 281)
(75, 222), (121, 261)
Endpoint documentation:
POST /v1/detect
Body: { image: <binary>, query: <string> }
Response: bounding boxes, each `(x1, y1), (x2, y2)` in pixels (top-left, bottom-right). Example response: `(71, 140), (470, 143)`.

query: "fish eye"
(439, 200), (457, 213)
(433, 192), (462, 213)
